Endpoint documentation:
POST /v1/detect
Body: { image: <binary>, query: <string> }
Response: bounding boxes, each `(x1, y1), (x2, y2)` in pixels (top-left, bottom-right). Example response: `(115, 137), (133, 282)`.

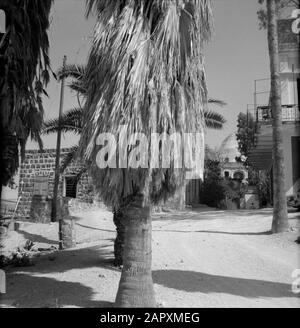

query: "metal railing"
(256, 104), (300, 123)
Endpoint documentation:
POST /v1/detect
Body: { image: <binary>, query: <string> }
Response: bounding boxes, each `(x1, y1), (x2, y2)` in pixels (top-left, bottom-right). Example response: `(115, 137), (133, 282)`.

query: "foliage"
(247, 167), (272, 206)
(44, 71), (227, 192)
(57, 64), (87, 96)
(42, 107), (83, 136)
(221, 179), (247, 202)
(258, 170), (272, 206)
(80, 0), (214, 208)
(0, 0), (53, 187)
(235, 111), (271, 205)
(236, 112), (256, 159)
(257, 0), (299, 29)
(201, 159), (225, 207)
(205, 98), (226, 130)
(42, 64), (87, 176)
(204, 110), (226, 130)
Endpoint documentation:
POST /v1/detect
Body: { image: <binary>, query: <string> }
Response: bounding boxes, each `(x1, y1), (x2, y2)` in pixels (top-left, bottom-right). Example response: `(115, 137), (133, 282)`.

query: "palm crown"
(43, 66), (225, 184)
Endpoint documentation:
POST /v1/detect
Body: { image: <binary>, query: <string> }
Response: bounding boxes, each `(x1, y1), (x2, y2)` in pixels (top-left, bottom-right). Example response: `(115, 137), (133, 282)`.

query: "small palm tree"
(42, 64), (87, 174)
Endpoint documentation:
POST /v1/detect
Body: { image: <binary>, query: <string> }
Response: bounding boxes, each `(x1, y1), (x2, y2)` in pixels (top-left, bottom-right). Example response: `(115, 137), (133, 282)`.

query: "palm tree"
(266, 0), (289, 232)
(78, 0), (213, 307)
(0, 0), (53, 206)
(43, 93), (225, 267)
(43, 64), (225, 267)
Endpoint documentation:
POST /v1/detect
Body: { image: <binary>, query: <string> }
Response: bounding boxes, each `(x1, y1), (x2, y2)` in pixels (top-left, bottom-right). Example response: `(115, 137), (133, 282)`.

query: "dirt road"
(1, 207), (299, 308)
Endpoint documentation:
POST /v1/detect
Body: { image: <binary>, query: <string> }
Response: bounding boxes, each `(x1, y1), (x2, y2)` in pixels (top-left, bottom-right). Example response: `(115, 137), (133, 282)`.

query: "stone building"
(17, 148), (96, 219)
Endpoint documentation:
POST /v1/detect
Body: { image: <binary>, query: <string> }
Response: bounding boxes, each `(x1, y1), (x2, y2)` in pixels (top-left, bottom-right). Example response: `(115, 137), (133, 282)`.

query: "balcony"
(248, 104), (299, 170)
(257, 104), (299, 123)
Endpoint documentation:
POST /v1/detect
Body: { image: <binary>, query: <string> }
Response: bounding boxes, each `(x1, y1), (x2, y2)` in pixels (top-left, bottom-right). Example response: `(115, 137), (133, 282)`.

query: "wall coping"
(24, 148), (74, 154)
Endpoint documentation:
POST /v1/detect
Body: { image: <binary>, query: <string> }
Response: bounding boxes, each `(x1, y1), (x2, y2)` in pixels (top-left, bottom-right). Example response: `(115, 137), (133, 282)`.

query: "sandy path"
(1, 207), (299, 308)
(152, 208), (299, 307)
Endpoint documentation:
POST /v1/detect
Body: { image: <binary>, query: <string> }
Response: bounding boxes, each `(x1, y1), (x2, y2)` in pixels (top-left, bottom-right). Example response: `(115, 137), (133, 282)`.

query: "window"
(224, 171), (230, 178)
(64, 176), (78, 198)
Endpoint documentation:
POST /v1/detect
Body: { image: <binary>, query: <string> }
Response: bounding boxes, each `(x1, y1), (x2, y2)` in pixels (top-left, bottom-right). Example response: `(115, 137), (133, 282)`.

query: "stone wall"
(17, 148), (96, 218)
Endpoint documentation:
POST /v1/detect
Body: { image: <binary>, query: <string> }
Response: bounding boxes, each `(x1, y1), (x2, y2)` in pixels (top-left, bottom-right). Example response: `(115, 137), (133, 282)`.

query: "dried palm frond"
(80, 0), (213, 207)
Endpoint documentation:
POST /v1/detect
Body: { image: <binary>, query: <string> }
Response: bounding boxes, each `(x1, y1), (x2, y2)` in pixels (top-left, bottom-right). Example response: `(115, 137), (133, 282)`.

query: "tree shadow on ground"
(17, 229), (59, 245)
(1, 273), (113, 308)
(8, 244), (120, 274)
(152, 270), (298, 299)
(153, 229), (272, 236)
(76, 222), (115, 233)
(152, 209), (274, 222)
(289, 214), (300, 220)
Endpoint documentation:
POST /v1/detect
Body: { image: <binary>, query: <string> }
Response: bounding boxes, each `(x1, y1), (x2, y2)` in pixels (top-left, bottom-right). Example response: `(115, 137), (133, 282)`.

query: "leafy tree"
(201, 159), (225, 207)
(0, 0), (53, 205)
(236, 112), (256, 159)
(236, 111), (272, 206)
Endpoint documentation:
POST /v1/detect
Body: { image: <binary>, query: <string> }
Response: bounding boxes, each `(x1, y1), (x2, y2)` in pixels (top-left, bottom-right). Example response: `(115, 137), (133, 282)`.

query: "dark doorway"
(65, 176), (78, 198)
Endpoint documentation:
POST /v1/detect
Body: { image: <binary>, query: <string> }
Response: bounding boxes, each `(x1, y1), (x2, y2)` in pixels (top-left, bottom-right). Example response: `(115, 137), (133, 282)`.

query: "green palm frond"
(60, 145), (80, 173)
(42, 107), (83, 135)
(208, 98), (226, 107)
(204, 110), (226, 130)
(68, 80), (87, 95)
(57, 64), (86, 81)
(57, 64), (88, 97)
(80, 0), (213, 207)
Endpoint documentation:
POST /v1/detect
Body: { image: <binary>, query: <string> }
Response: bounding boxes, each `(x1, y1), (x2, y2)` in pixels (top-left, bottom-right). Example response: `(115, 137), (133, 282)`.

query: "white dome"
(218, 134), (241, 162)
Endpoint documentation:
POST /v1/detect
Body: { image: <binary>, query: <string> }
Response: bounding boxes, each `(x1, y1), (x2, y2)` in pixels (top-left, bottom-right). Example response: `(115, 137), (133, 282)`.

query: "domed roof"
(218, 134), (240, 162)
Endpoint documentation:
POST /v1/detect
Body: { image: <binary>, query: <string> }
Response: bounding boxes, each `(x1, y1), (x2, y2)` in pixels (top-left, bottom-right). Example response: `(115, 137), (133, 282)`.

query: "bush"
(201, 160), (225, 207)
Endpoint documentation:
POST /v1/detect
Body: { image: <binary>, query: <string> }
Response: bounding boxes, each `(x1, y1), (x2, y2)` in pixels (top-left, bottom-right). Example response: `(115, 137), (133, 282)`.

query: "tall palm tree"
(78, 0), (213, 307)
(266, 0), (289, 232)
(0, 0), (53, 206)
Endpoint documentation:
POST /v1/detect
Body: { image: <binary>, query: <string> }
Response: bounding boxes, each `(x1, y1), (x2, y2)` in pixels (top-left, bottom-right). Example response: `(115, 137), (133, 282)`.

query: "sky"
(26, 0), (271, 151)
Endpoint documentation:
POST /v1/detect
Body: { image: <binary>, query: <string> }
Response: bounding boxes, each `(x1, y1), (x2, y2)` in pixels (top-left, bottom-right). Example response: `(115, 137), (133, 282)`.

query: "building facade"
(17, 148), (96, 219)
(248, 12), (300, 199)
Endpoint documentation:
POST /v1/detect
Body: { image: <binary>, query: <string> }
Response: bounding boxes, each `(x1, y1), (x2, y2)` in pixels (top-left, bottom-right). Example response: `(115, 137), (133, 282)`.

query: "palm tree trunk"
(115, 193), (156, 307)
(178, 182), (186, 210)
(0, 183), (2, 215)
(113, 208), (125, 267)
(266, 0), (289, 233)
